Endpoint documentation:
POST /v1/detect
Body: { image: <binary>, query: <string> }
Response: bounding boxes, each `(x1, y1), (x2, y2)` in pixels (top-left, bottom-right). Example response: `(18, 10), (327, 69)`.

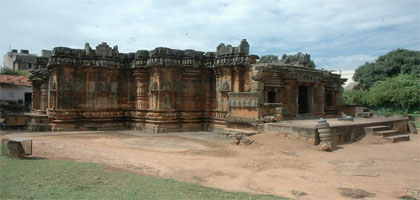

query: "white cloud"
(0, 0), (419, 70)
(316, 54), (376, 71)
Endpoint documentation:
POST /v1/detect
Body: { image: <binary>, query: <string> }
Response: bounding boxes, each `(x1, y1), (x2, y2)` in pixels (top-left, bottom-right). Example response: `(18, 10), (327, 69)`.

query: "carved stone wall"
(29, 40), (346, 132)
(225, 92), (262, 129)
(251, 64), (345, 119)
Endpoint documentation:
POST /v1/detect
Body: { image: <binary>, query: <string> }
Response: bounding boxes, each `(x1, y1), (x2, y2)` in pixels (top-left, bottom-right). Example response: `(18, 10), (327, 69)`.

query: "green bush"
(343, 73), (420, 114)
(0, 67), (30, 76)
(364, 73), (420, 112)
(353, 49), (420, 90)
(343, 90), (365, 105)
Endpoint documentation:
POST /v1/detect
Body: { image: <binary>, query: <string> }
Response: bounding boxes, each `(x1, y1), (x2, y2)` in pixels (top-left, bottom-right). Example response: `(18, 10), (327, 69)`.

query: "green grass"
(0, 155), (288, 200)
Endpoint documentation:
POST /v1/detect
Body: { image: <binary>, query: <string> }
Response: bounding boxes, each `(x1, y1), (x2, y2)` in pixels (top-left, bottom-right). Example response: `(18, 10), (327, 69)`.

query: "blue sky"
(1, 0), (419, 72)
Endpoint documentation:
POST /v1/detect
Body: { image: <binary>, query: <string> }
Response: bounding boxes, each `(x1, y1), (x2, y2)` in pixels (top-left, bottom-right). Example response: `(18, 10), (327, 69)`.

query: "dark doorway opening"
(326, 92), (332, 106)
(25, 92), (32, 107)
(268, 91), (276, 103)
(298, 86), (308, 114)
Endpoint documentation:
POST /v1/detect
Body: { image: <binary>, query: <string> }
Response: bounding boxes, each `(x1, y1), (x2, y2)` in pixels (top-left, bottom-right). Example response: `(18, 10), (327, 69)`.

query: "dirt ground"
(1, 130), (419, 200)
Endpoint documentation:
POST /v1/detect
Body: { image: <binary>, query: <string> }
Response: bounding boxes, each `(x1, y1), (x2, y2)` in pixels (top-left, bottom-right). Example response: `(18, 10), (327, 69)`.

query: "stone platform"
(263, 116), (410, 144)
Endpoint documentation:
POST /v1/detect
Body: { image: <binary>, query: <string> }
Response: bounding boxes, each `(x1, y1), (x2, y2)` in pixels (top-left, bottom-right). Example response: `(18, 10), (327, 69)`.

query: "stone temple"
(29, 40), (345, 132)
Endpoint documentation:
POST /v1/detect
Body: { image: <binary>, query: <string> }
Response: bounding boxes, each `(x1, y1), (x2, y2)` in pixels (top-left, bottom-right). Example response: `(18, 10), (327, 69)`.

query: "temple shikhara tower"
(30, 40), (345, 132)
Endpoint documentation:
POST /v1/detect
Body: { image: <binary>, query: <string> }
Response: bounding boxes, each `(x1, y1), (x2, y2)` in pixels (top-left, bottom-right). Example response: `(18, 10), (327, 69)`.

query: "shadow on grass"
(1, 155), (47, 160)
(23, 156), (47, 160)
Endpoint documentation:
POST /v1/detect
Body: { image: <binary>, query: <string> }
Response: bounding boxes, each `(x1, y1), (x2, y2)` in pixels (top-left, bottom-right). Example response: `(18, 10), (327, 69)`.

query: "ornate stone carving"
(227, 92), (260, 108)
(219, 82), (231, 92)
(30, 40), (346, 133)
(95, 42), (112, 57)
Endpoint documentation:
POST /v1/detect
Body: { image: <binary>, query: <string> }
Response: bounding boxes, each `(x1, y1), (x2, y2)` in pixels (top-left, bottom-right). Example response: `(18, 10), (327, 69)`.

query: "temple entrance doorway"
(24, 92), (32, 107)
(298, 86), (308, 114)
(326, 92), (333, 106)
(267, 91), (276, 103)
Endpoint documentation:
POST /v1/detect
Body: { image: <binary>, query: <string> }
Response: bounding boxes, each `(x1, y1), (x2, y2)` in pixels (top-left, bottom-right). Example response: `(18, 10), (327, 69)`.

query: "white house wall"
(0, 86), (32, 104)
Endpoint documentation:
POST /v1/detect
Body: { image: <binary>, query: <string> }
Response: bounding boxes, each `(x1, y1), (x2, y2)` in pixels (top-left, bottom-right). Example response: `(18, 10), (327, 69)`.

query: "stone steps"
(364, 125), (390, 135)
(374, 129), (400, 137)
(383, 134), (411, 143)
(364, 125), (410, 143)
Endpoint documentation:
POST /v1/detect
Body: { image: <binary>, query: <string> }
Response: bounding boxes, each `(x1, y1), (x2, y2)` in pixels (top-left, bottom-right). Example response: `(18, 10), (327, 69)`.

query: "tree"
(353, 49), (420, 90)
(308, 60), (316, 68)
(0, 67), (30, 76)
(364, 73), (420, 112)
(343, 73), (420, 113)
(342, 90), (365, 105)
(257, 55), (278, 63)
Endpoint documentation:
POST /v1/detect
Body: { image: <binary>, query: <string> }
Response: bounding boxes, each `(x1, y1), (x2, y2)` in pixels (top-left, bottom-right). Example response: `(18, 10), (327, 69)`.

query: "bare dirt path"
(1, 130), (419, 200)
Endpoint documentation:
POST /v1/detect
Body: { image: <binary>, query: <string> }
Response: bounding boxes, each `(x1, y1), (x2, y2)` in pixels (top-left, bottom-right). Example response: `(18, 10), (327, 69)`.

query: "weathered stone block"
(251, 81), (263, 91)
(408, 121), (418, 134)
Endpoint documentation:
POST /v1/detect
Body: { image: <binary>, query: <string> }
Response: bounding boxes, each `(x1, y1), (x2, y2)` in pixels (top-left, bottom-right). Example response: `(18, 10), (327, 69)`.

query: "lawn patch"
(0, 156), (288, 199)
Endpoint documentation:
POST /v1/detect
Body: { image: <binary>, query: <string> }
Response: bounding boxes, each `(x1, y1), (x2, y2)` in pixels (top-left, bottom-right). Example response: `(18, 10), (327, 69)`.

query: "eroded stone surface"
(408, 121), (418, 134)
(29, 40), (345, 133)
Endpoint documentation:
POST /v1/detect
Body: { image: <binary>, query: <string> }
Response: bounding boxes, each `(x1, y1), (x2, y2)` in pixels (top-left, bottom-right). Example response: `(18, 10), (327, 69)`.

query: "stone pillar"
(274, 88), (280, 103)
(214, 67), (234, 111)
(148, 69), (160, 110)
(134, 69), (149, 110)
(285, 84), (293, 116)
(31, 88), (35, 111)
(48, 75), (57, 110)
(40, 82), (48, 112)
(279, 87), (286, 105)
(31, 83), (39, 111)
(233, 67), (243, 92)
(289, 83), (298, 116)
(182, 70), (200, 110)
(313, 84), (318, 114)
(214, 69), (222, 110)
(309, 85), (315, 114)
(336, 86), (343, 106)
(318, 84), (325, 116)
(49, 91), (56, 109)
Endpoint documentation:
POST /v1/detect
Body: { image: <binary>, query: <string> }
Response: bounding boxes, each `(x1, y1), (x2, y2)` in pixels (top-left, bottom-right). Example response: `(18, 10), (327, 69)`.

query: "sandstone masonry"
(30, 40), (345, 132)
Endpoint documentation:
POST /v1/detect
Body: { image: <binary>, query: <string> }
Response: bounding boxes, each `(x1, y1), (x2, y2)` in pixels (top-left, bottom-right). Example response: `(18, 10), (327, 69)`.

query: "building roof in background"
(344, 81), (361, 91)
(0, 75), (31, 87)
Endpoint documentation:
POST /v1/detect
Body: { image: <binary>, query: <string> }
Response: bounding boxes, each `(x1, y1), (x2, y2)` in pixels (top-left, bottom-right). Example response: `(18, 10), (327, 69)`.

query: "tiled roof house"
(0, 75), (32, 105)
